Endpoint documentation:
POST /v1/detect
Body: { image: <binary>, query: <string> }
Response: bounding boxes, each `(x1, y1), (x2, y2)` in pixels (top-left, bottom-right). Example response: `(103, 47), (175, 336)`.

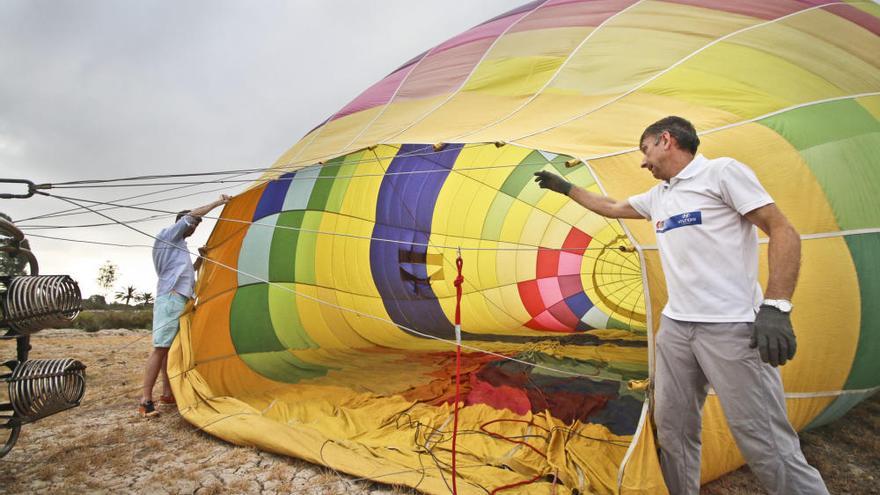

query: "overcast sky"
(0, 0), (522, 298)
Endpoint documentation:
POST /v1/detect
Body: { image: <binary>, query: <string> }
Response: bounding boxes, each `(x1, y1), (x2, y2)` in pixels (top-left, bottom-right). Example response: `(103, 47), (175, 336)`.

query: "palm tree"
(114, 285), (138, 306)
(137, 291), (154, 306)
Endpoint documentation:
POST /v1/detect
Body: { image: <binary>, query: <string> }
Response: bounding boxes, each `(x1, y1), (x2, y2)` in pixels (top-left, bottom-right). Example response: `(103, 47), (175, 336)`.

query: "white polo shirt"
(628, 154), (773, 323)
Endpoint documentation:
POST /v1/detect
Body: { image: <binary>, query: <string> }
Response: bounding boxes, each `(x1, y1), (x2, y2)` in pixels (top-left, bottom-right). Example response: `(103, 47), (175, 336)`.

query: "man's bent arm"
(745, 204), (801, 299)
(568, 186), (644, 219)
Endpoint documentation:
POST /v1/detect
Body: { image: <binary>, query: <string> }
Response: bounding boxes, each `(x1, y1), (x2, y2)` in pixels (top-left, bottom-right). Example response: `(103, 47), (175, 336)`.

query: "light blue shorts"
(152, 292), (188, 348)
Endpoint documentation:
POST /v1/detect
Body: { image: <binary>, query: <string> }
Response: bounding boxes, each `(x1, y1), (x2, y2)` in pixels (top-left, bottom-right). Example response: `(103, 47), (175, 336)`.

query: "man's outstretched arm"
(534, 171), (643, 219)
(189, 194), (232, 219)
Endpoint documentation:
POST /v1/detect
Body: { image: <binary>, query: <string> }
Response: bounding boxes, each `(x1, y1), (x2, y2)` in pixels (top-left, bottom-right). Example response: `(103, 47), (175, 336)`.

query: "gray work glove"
(533, 171), (572, 195)
(750, 306), (797, 367)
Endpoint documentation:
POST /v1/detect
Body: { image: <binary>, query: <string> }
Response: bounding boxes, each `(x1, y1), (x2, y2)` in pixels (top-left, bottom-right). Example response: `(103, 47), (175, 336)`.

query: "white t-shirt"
(628, 154), (773, 323)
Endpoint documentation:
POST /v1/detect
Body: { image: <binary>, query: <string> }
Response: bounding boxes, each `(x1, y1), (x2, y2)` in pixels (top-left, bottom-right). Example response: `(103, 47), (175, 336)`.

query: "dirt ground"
(0, 329), (877, 494)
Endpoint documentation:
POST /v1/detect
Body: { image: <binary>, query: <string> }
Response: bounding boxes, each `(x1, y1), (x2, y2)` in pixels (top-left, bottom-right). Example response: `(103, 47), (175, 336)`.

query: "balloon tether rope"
(452, 247), (464, 495)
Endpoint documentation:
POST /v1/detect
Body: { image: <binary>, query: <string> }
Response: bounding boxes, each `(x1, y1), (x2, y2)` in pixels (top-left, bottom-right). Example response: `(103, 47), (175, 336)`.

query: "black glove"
(533, 171), (572, 195)
(750, 306), (797, 367)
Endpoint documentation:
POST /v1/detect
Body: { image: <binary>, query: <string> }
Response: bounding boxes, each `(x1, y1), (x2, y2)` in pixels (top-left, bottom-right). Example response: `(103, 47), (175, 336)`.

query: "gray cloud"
(0, 0), (522, 296)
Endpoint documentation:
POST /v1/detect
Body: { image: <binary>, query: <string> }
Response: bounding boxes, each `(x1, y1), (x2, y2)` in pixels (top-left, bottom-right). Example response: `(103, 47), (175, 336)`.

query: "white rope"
(507, 1), (849, 143)
(18, 171), (256, 223)
(64, 146), (459, 227)
(640, 227), (880, 250)
(616, 399), (649, 492)
(43, 192), (636, 381)
(18, 144), (475, 224)
(336, 30), (445, 155)
(23, 207), (629, 254)
(799, 227), (880, 240)
(32, 149), (638, 255)
(18, 232), (153, 248)
(527, 91), (880, 164)
(377, 0), (554, 146)
(781, 386), (880, 399)
(707, 385), (880, 399)
(582, 158), (657, 494)
(700, 91), (880, 137)
(447, 0), (647, 143)
(217, 214), (622, 252)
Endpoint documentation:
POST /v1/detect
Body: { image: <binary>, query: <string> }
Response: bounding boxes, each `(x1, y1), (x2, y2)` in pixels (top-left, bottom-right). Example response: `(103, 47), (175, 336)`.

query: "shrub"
(50, 309), (153, 332)
(81, 295), (108, 310)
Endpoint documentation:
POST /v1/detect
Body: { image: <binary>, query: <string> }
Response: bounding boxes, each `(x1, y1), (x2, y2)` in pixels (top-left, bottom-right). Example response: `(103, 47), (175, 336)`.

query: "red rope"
(479, 419), (548, 457)
(452, 252), (464, 495)
(491, 473), (545, 495)
(480, 418), (552, 493)
(451, 254), (545, 495)
(454, 255), (464, 324)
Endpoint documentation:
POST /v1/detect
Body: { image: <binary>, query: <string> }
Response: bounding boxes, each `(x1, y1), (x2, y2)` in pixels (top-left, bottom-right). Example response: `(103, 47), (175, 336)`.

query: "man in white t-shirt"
(534, 117), (828, 495)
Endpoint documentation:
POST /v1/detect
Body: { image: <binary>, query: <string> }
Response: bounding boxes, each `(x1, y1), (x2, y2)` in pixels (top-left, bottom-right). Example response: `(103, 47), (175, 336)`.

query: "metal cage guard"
(1, 276), (82, 334)
(0, 211), (86, 458)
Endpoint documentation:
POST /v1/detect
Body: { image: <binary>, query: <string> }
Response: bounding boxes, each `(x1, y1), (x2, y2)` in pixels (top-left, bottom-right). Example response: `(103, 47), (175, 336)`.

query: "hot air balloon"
(169, 1), (880, 493)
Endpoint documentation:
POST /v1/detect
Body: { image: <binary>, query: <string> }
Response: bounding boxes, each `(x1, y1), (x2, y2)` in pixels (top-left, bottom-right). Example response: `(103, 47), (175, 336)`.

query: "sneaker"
(159, 394), (176, 407)
(138, 401), (160, 418)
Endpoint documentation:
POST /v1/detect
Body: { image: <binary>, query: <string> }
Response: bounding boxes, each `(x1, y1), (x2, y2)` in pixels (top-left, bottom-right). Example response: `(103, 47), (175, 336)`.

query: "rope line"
(14, 143), (446, 224)
(506, 1), (849, 143)
(18, 165), (271, 223)
(21, 191), (648, 315)
(374, 0), (554, 148)
(19, 182), (234, 223)
(18, 232), (154, 248)
(446, 0), (647, 144)
(16, 142), (572, 231)
(26, 192), (636, 255)
(38, 143), (458, 190)
(35, 190), (639, 380)
(43, 159), (582, 189)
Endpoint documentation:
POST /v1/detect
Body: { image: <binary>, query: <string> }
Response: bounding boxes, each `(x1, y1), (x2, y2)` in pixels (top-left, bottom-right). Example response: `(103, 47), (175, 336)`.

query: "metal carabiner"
(0, 179), (38, 200)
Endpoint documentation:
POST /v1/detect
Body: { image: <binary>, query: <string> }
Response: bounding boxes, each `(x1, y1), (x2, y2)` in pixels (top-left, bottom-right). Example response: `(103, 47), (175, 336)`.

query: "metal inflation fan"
(0, 190), (87, 458)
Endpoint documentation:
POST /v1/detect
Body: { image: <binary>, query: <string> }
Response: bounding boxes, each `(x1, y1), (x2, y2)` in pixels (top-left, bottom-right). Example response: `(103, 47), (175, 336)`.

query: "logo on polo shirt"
(656, 211), (702, 233)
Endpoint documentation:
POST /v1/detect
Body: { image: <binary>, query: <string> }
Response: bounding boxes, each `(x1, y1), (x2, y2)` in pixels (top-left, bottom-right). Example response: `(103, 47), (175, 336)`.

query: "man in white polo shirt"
(534, 116), (828, 494)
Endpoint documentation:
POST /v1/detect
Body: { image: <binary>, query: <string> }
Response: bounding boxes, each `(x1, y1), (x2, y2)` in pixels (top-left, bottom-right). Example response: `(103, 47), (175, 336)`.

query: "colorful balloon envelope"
(171, 1), (880, 493)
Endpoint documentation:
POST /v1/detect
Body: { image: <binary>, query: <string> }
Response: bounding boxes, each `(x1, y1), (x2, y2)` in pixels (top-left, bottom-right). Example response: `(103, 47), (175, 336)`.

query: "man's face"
(183, 218), (201, 238)
(640, 131), (670, 180)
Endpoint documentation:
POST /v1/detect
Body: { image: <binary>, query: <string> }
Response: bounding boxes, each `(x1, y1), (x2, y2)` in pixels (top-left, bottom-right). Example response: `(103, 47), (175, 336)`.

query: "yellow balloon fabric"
(172, 1), (880, 493)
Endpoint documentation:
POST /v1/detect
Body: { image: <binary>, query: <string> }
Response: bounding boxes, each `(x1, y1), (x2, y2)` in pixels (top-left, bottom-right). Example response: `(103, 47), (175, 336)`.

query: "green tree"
(82, 294), (108, 310)
(114, 285), (138, 306)
(96, 261), (118, 297)
(137, 291), (154, 306)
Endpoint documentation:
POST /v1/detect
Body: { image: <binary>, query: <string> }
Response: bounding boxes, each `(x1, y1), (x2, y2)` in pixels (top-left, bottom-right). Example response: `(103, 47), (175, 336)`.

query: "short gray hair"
(640, 116), (700, 154)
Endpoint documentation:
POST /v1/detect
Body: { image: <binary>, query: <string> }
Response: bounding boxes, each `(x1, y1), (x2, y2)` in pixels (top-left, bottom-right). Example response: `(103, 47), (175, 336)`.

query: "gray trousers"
(654, 316), (829, 495)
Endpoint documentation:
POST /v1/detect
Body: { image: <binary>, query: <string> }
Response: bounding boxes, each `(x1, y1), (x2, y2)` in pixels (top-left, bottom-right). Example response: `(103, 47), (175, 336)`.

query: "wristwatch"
(762, 299), (793, 313)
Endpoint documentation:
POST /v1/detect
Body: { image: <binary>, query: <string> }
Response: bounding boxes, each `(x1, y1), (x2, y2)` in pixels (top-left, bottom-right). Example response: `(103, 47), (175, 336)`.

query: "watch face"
(766, 300), (793, 312)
